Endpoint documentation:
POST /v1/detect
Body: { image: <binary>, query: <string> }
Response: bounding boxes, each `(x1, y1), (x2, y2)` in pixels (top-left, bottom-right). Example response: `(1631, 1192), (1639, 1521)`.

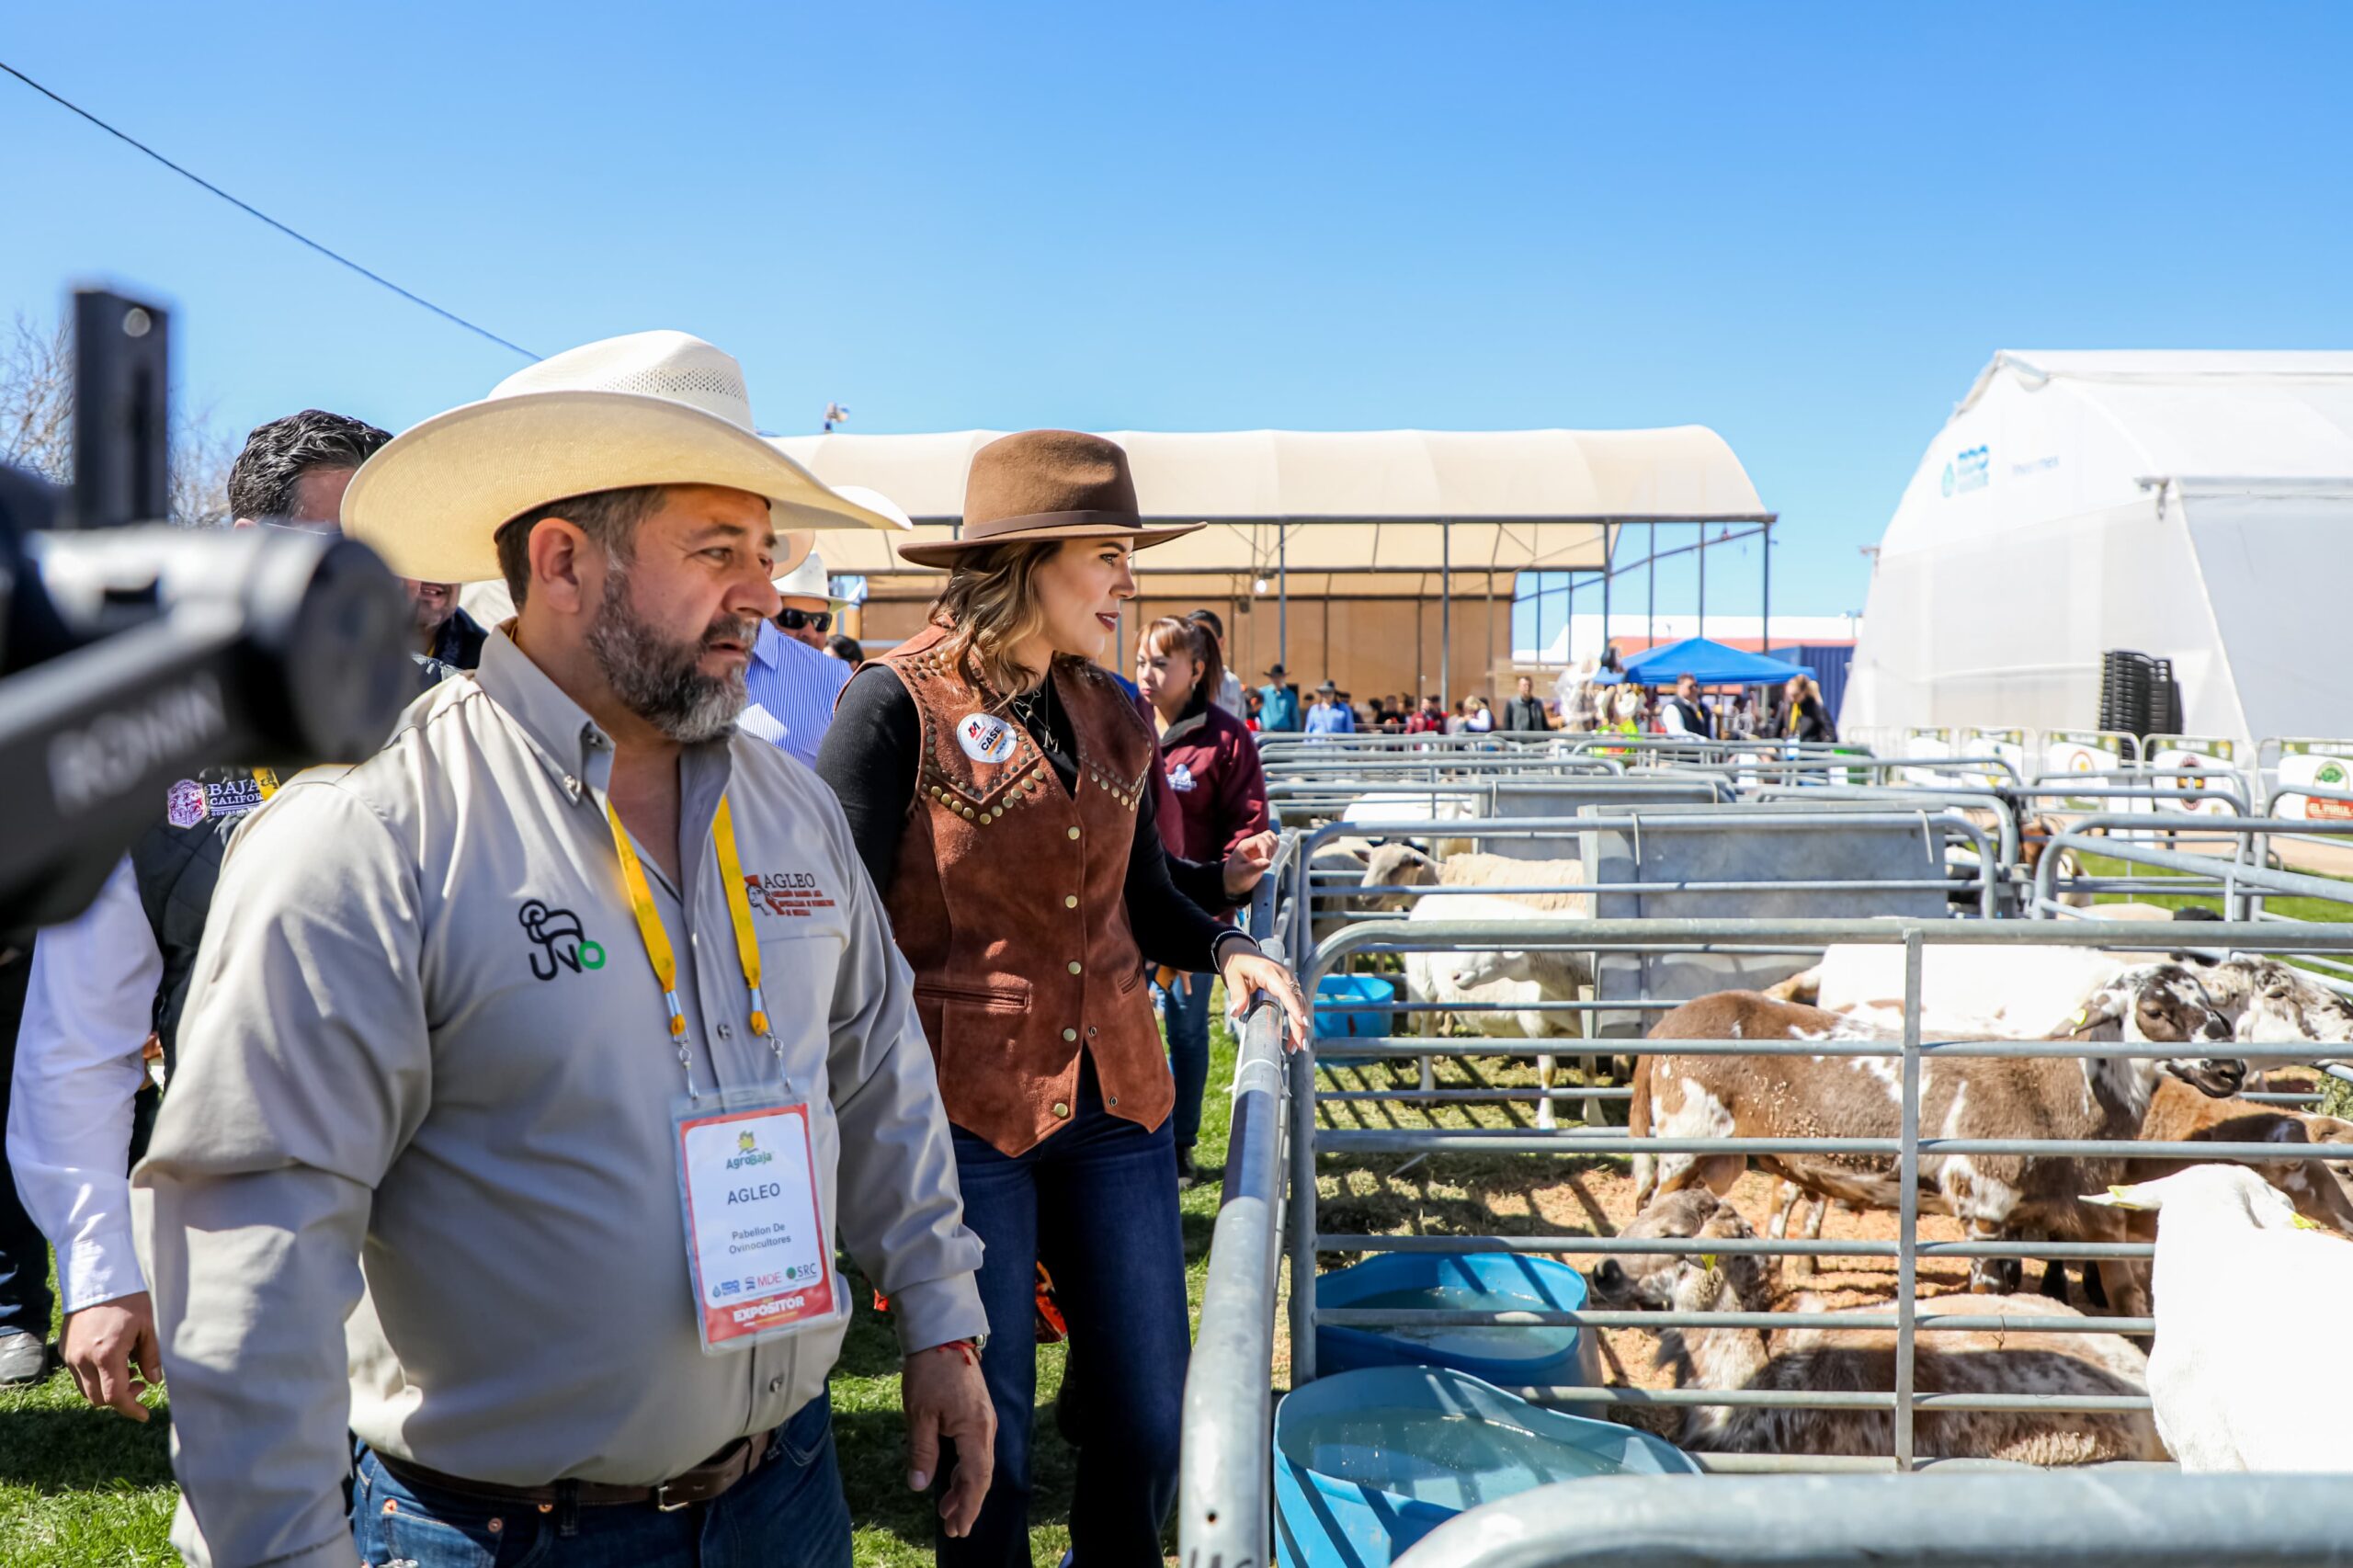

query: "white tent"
(1844, 351), (2353, 747)
(766, 427), (1768, 601)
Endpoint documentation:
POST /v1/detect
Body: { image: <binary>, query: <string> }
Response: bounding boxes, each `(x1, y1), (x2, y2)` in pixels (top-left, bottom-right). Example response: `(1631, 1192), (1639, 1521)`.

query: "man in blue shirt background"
(1303, 679), (1356, 738)
(1257, 664), (1302, 733)
(742, 546), (852, 767)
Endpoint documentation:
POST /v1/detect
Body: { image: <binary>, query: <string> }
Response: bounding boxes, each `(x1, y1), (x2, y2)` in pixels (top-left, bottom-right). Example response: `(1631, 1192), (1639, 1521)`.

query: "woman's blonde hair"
(929, 540), (1061, 702)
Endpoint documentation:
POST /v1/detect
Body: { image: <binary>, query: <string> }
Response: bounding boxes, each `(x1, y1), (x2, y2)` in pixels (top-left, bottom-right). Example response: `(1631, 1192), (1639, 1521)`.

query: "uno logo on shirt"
(956, 711), (1018, 764)
(519, 900), (606, 981)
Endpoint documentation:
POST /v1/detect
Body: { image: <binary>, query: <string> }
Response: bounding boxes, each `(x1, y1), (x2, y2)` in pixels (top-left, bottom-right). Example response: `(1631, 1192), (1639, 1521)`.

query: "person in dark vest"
(814, 431), (1310, 1568)
(1657, 671), (1715, 738)
(5, 409), (428, 1420)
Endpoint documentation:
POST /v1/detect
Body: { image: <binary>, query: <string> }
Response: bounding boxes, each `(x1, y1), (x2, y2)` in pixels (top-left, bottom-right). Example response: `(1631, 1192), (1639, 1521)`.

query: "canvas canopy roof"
(769, 427), (1768, 600)
(1845, 351), (2353, 746)
(1597, 636), (1806, 686)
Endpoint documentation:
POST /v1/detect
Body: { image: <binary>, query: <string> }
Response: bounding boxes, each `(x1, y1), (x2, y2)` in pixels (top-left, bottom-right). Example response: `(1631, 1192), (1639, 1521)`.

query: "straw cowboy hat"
(771, 549), (836, 603)
(767, 484), (904, 604)
(897, 429), (1200, 569)
(342, 331), (904, 585)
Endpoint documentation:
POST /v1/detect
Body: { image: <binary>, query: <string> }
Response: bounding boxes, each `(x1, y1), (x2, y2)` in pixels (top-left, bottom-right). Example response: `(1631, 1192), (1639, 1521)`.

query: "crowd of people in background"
(1234, 657), (1835, 744)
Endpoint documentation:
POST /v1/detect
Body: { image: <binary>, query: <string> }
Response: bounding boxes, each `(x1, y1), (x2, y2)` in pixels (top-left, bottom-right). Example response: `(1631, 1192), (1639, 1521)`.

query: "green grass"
(2076, 848), (2353, 924)
(0, 1007), (1242, 1568)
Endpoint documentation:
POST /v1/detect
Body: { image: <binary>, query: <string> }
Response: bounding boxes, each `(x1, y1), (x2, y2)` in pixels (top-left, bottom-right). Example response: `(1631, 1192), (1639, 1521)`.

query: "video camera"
(0, 288), (413, 928)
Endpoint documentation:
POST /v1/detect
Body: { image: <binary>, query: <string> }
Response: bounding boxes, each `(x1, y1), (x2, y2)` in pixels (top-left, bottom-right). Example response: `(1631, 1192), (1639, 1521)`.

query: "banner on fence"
(2272, 738), (2353, 823)
(1959, 726), (2029, 790)
(2044, 728), (2130, 807)
(2144, 734), (2239, 816)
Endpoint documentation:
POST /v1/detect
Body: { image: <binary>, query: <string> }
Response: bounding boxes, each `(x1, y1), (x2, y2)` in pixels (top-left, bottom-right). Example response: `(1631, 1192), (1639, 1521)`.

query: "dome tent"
(1843, 352), (2353, 748)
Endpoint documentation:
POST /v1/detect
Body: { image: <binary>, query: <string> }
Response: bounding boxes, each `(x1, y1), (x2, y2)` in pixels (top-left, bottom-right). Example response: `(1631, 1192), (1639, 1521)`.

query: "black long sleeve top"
(813, 665), (1250, 974)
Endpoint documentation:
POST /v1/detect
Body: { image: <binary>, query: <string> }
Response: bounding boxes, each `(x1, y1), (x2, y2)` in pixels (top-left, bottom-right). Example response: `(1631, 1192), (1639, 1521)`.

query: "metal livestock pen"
(1179, 733), (2353, 1568)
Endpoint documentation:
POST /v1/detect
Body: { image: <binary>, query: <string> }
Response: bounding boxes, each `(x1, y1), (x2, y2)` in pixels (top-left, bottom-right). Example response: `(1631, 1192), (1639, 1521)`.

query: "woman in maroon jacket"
(1134, 616), (1272, 1184)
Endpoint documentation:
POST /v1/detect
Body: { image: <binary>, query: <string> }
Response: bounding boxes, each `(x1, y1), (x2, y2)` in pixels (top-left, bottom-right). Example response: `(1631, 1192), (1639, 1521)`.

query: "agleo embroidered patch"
(745, 869), (837, 919)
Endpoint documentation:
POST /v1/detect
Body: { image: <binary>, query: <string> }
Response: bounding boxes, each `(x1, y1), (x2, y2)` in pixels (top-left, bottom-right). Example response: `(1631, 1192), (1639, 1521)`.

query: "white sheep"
(1358, 845), (1589, 915)
(2086, 1165), (2353, 1472)
(1400, 892), (1593, 1129)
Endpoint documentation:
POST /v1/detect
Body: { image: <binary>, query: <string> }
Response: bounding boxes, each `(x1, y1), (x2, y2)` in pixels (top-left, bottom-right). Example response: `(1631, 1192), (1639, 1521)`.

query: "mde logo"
(518, 900), (605, 982)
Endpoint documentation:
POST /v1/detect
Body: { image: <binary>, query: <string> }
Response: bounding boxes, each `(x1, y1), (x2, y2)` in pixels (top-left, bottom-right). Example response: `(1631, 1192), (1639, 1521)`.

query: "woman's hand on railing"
(1219, 946), (1312, 1053)
(1221, 830), (1279, 899)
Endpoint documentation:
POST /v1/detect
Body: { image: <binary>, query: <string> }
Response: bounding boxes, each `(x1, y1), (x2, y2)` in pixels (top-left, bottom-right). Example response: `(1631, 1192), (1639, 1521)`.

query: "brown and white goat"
(2193, 957), (2353, 1050)
(1586, 1189), (2166, 1463)
(1628, 966), (2245, 1315)
(2129, 1075), (2353, 1232)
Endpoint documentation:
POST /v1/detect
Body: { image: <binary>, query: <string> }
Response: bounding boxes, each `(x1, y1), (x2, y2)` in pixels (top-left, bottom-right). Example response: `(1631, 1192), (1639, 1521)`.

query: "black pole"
(1698, 524), (1708, 642)
(1647, 520), (1656, 650)
(1601, 528), (1612, 664)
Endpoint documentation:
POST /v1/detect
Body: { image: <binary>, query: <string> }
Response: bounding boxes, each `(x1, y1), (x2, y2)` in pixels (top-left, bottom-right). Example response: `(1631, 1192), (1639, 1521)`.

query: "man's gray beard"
(585, 564), (752, 744)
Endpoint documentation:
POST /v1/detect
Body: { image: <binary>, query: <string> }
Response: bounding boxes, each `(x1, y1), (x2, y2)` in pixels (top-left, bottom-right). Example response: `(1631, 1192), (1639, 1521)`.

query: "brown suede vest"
(878, 623), (1171, 1156)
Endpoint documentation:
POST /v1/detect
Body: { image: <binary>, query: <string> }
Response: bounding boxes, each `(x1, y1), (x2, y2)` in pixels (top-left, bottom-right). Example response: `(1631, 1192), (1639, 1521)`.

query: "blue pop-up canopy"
(1597, 636), (1808, 687)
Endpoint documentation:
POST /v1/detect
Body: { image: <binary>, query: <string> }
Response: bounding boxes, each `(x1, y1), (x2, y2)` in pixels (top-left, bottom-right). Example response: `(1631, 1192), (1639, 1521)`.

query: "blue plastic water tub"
(1274, 1365), (1698, 1568)
(1314, 1251), (1605, 1401)
(1313, 973), (1396, 1040)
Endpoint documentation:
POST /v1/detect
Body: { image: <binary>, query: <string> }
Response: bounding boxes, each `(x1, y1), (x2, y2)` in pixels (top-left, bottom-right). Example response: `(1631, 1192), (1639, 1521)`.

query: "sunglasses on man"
(776, 608), (833, 633)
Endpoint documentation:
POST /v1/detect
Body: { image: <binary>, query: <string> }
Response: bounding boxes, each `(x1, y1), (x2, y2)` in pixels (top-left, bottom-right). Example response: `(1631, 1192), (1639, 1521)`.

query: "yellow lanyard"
(604, 794), (773, 1094)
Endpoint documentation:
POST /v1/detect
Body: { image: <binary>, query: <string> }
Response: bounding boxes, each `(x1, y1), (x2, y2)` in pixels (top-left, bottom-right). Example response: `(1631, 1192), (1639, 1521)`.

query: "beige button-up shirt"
(133, 629), (984, 1568)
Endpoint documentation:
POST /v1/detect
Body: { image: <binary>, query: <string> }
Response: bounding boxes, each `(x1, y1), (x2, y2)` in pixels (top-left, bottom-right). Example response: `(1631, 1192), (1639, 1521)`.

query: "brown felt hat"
(896, 429), (1202, 568)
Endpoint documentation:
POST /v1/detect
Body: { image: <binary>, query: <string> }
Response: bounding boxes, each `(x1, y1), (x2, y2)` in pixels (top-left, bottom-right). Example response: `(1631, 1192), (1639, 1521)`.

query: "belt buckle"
(654, 1482), (692, 1513)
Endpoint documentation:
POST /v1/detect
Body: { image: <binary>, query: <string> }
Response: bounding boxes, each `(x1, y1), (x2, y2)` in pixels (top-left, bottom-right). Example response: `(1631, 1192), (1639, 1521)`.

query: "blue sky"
(6, 3), (2348, 633)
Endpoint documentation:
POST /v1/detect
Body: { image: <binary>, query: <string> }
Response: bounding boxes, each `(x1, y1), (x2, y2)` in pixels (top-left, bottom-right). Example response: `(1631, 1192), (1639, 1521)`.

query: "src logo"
(519, 900), (607, 982)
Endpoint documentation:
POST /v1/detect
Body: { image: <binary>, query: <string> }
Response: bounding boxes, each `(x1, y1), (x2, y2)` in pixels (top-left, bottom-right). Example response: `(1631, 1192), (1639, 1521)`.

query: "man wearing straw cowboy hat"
(134, 332), (995, 1568)
(738, 485), (907, 768)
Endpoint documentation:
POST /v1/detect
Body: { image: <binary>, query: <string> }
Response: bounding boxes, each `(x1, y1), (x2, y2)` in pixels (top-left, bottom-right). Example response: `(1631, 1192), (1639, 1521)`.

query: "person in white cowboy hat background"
(736, 484), (907, 769)
(813, 429), (1312, 1568)
(131, 332), (995, 1568)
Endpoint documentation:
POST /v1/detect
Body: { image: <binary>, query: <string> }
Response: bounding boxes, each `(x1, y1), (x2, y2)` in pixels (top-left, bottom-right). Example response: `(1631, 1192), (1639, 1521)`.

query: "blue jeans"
(350, 1392), (850, 1568)
(0, 952), (53, 1341)
(943, 1061), (1188, 1568)
(1158, 973), (1215, 1151)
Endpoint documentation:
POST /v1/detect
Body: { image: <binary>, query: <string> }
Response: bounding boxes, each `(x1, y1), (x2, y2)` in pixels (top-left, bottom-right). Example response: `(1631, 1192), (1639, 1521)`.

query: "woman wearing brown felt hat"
(813, 430), (1308, 1567)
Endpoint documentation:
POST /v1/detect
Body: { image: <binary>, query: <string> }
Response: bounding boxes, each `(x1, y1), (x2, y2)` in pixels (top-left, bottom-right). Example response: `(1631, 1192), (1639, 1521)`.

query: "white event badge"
(674, 1091), (843, 1352)
(608, 795), (847, 1354)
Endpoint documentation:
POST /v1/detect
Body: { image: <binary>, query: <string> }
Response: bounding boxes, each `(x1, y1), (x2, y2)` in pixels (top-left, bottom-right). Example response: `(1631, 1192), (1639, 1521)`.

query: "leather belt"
(373, 1430), (773, 1514)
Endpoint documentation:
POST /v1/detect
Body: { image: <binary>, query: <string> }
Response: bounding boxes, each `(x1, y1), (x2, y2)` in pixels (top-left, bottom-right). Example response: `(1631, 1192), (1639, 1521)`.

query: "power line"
(0, 59), (539, 359)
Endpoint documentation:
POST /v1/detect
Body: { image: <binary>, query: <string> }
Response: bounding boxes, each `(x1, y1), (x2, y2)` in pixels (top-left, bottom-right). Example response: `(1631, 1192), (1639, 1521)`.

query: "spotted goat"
(1586, 1188), (2166, 1463)
(1627, 963), (2246, 1318)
